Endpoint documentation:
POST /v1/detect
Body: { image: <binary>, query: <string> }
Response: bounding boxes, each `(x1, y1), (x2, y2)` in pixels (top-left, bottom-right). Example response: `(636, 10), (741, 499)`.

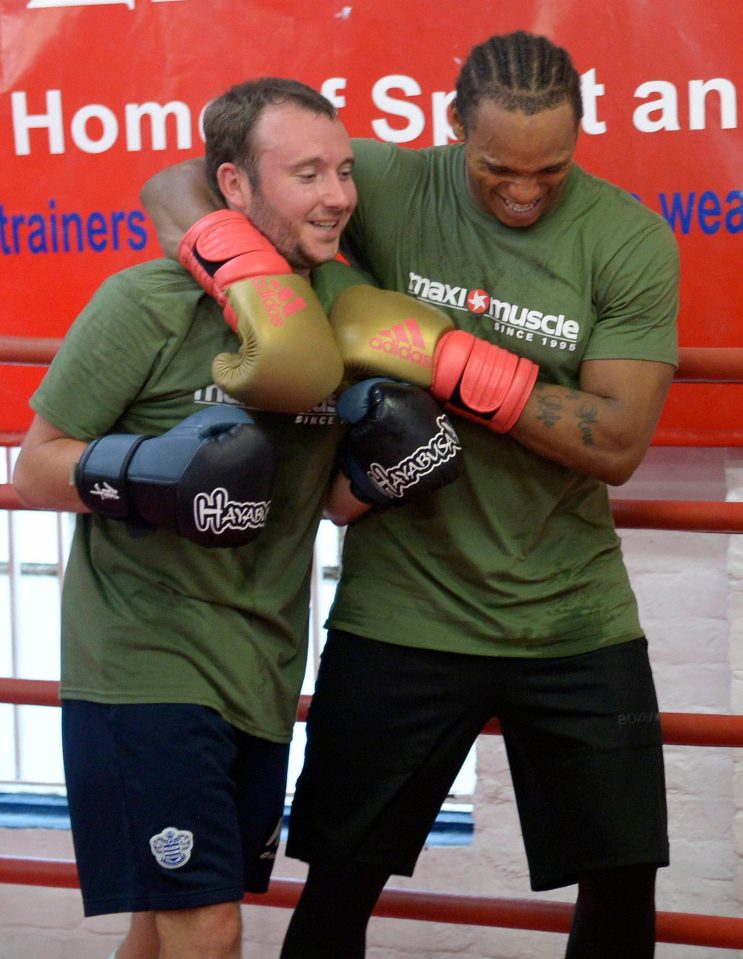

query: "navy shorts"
(62, 701), (290, 916)
(287, 631), (669, 891)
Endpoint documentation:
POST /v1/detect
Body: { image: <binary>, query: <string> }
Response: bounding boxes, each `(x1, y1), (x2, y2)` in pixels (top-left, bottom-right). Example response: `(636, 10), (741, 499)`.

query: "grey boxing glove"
(75, 405), (274, 547)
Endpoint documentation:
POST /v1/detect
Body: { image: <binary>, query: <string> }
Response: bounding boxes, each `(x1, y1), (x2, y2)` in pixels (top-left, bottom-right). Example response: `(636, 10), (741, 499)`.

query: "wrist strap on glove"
(75, 434), (148, 521)
(432, 330), (538, 433)
(178, 210), (291, 322)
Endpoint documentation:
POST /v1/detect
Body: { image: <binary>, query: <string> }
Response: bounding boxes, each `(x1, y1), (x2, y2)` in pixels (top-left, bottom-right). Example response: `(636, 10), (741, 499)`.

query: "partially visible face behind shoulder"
(227, 102), (357, 272)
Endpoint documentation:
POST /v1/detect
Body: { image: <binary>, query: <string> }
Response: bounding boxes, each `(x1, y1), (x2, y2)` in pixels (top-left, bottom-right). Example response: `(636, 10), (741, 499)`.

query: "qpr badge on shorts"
(149, 826), (194, 869)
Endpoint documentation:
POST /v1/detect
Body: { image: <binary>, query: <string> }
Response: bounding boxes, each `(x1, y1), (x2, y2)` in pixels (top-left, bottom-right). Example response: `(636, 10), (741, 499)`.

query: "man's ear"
(216, 162), (251, 213)
(448, 104), (465, 142)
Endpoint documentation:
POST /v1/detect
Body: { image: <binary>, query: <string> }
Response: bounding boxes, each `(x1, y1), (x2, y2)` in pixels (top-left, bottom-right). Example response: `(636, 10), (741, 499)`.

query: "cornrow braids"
(454, 31), (583, 133)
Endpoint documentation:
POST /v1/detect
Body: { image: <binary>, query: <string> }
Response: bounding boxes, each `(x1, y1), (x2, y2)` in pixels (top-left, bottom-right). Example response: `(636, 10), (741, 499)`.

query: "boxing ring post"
(2, 336), (743, 949)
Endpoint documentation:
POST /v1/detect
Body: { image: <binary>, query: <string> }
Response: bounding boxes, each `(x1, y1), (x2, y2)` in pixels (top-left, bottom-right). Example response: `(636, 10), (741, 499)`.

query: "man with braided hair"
(142, 30), (678, 959)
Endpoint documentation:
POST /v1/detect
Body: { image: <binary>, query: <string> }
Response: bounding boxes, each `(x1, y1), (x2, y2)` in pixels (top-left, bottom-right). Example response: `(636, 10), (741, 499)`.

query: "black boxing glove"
(337, 378), (463, 507)
(75, 405), (274, 547)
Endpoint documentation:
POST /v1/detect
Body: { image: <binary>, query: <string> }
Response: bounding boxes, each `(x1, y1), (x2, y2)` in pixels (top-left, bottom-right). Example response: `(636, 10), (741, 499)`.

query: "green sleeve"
(31, 270), (161, 440)
(585, 212), (680, 366)
(311, 258), (379, 309)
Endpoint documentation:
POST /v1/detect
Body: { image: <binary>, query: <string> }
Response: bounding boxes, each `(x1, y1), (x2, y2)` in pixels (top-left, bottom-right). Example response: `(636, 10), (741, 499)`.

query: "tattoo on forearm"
(576, 401), (598, 447)
(533, 385), (599, 448)
(535, 388), (562, 428)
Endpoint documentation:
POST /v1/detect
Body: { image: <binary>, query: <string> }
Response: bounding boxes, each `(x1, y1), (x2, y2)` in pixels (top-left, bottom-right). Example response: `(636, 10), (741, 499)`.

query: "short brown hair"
(203, 78), (338, 198)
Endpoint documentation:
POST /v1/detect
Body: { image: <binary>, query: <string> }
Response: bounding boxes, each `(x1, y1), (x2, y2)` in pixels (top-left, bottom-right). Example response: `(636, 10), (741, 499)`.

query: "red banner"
(1, 0), (741, 432)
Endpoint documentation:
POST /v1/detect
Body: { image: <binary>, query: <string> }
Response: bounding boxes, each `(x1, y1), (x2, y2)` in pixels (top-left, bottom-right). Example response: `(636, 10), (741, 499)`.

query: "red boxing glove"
(431, 330), (539, 433)
(178, 209), (292, 331)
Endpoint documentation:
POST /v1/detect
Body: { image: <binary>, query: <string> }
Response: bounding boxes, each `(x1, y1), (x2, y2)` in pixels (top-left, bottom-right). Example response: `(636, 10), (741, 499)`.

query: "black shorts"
(287, 631), (669, 891)
(62, 701), (289, 916)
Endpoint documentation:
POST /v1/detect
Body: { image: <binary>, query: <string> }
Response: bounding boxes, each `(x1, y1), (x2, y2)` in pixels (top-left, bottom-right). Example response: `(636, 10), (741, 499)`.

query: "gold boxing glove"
(180, 210), (344, 412)
(329, 285), (538, 434)
(329, 285), (454, 391)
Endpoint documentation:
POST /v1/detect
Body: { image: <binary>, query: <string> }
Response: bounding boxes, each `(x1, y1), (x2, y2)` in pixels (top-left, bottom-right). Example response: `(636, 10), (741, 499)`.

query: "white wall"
(0, 447), (740, 959)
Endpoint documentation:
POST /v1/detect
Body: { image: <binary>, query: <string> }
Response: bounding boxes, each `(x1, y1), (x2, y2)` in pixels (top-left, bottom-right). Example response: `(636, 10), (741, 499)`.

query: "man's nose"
(322, 175), (355, 208)
(507, 177), (541, 204)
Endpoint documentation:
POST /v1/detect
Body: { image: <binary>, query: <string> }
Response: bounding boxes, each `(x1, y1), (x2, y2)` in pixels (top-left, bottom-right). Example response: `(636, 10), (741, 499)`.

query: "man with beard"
(14, 78), (461, 959)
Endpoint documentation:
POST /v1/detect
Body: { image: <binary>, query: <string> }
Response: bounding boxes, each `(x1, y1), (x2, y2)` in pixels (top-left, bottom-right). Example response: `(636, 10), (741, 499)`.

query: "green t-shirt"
(32, 259), (343, 741)
(316, 139), (679, 658)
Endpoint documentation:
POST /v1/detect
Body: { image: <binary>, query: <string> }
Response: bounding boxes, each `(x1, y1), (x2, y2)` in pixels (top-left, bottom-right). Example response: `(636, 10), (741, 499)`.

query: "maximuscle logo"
(294, 396), (337, 426)
(369, 317), (433, 369)
(407, 271), (581, 349)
